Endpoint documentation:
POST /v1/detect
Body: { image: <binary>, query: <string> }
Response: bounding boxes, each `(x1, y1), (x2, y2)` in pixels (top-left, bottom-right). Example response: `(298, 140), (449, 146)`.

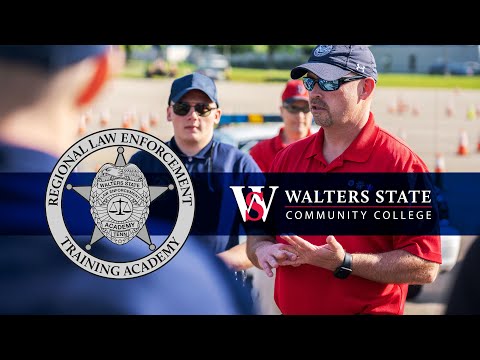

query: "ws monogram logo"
(230, 186), (279, 222)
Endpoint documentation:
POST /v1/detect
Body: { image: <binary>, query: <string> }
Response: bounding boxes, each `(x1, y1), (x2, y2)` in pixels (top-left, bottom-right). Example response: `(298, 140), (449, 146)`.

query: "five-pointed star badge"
(66, 146), (172, 251)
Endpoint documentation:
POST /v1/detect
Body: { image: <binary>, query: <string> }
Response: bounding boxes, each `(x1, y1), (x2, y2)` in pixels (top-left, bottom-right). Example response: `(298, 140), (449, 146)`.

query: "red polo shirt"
(249, 127), (312, 173)
(270, 113), (442, 315)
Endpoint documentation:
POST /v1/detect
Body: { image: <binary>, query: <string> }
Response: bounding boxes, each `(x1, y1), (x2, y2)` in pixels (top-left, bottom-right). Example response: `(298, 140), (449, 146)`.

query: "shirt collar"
(275, 127), (313, 150)
(305, 112), (378, 163)
(169, 136), (214, 160)
(273, 128), (286, 151)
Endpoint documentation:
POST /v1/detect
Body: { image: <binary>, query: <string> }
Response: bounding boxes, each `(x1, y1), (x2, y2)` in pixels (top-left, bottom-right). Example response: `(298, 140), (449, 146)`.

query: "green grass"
(119, 61), (480, 89)
(229, 68), (291, 83)
(230, 69), (480, 89)
(378, 74), (480, 89)
(377, 73), (480, 89)
(119, 60), (147, 78)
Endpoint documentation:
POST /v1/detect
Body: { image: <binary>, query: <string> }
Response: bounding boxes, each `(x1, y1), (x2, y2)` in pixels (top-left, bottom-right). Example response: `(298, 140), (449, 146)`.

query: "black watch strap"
(343, 252), (352, 269)
(333, 252), (353, 279)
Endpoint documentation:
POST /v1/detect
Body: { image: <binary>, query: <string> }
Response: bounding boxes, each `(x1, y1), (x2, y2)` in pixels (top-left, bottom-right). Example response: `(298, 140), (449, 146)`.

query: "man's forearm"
(351, 249), (439, 284)
(246, 235), (276, 269)
(217, 243), (252, 271)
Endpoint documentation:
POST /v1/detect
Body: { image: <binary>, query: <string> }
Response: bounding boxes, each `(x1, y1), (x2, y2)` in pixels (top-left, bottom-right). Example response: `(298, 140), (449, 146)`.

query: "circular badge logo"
(313, 45), (333, 58)
(45, 129), (195, 279)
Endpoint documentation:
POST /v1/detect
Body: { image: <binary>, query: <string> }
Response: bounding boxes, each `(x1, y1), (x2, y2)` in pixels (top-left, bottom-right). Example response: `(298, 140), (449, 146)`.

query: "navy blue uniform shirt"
(129, 137), (263, 253)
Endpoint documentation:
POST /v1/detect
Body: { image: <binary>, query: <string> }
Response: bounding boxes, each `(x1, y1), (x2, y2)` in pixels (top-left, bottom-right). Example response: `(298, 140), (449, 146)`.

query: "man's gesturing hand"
(255, 243), (298, 277)
(280, 234), (346, 271)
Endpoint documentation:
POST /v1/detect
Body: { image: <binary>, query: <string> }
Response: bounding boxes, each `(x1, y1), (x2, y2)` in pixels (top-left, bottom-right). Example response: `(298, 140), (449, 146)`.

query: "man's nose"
(186, 108), (200, 120)
(311, 82), (324, 95)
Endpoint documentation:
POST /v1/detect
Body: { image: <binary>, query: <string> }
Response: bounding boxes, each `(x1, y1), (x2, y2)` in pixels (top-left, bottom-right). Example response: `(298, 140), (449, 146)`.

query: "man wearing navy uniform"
(129, 72), (262, 286)
(0, 46), (254, 314)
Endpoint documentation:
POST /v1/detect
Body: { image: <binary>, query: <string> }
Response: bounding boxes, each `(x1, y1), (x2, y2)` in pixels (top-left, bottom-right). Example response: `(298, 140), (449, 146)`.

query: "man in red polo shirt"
(246, 45), (442, 315)
(249, 79), (313, 172)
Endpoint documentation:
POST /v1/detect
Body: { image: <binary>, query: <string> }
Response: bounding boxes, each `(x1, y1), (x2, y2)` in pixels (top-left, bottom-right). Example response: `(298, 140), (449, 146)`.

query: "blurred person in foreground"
(246, 45), (441, 315)
(0, 45), (254, 314)
(248, 79), (313, 314)
(129, 72), (262, 299)
(445, 236), (480, 314)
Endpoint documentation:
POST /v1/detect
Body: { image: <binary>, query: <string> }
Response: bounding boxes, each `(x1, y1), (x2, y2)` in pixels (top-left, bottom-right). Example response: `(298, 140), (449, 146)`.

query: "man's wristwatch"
(333, 252), (353, 279)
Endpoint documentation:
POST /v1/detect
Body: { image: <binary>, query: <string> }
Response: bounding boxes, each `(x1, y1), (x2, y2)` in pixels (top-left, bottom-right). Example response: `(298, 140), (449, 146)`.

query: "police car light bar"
(219, 114), (282, 126)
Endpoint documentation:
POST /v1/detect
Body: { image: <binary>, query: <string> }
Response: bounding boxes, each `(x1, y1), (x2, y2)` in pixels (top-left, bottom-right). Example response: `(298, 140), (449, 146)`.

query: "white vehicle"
(214, 121), (320, 153)
(196, 53), (231, 81)
(439, 220), (461, 272)
(214, 122), (284, 152)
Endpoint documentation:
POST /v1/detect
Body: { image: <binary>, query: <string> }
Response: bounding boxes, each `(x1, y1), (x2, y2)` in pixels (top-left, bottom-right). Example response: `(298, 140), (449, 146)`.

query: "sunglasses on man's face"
(283, 103), (311, 114)
(172, 102), (217, 117)
(302, 75), (365, 92)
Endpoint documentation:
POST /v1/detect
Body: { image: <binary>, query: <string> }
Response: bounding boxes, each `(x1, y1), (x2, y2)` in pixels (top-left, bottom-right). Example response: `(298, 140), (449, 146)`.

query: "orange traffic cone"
(84, 109), (93, 125)
(129, 109), (138, 126)
(99, 110), (110, 127)
(387, 100), (396, 114)
(434, 153), (446, 173)
(78, 115), (87, 136)
(445, 101), (454, 118)
(457, 130), (469, 156)
(149, 112), (159, 127)
(477, 132), (480, 152)
(396, 97), (409, 115)
(140, 115), (150, 133)
(121, 112), (131, 129)
(411, 105), (419, 117)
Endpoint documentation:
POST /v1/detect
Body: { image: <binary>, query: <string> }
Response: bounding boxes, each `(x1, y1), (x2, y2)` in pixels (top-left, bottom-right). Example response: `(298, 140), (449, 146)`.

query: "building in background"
(370, 45), (480, 74)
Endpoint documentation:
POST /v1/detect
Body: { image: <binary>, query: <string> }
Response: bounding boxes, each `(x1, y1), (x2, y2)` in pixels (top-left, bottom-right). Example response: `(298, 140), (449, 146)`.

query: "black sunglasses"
(302, 75), (365, 92)
(283, 103), (311, 114)
(172, 102), (217, 117)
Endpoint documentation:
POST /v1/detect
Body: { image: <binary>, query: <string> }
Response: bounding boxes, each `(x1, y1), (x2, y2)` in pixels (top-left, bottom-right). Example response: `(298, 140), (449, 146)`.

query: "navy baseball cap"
(168, 72), (219, 106)
(291, 45), (378, 82)
(0, 45), (109, 72)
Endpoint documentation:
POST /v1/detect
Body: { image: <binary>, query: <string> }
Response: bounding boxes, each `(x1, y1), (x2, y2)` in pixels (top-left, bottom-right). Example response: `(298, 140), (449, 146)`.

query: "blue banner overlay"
(1, 172), (479, 237)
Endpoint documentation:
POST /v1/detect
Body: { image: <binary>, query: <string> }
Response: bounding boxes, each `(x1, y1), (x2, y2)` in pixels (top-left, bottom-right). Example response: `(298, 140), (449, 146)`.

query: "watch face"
(334, 267), (352, 279)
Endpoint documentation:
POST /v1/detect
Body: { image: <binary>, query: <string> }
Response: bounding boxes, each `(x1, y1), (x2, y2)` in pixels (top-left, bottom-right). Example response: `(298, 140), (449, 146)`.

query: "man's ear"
(166, 105), (172, 122)
(213, 108), (222, 125)
(75, 53), (109, 107)
(360, 77), (375, 100)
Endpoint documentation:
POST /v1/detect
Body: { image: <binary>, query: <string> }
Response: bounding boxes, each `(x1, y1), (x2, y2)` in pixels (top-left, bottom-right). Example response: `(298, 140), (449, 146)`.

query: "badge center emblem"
(90, 161), (150, 245)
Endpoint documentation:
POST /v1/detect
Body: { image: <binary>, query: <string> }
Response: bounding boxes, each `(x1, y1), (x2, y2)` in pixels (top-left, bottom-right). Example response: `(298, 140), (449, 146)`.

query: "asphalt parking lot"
(86, 78), (480, 315)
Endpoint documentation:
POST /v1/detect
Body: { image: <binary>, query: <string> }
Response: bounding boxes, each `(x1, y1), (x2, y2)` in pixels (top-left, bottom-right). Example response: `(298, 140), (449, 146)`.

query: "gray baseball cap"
(291, 45), (378, 82)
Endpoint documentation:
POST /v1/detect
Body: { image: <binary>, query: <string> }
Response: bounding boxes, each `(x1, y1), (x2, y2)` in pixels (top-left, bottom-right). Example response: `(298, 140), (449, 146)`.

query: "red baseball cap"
(281, 79), (309, 104)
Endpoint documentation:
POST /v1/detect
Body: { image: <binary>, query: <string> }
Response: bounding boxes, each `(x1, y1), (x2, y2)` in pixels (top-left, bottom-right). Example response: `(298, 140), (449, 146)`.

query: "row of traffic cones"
(77, 111), (160, 136)
(445, 103), (480, 119)
(397, 128), (480, 156)
(387, 98), (480, 120)
(387, 98), (420, 116)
